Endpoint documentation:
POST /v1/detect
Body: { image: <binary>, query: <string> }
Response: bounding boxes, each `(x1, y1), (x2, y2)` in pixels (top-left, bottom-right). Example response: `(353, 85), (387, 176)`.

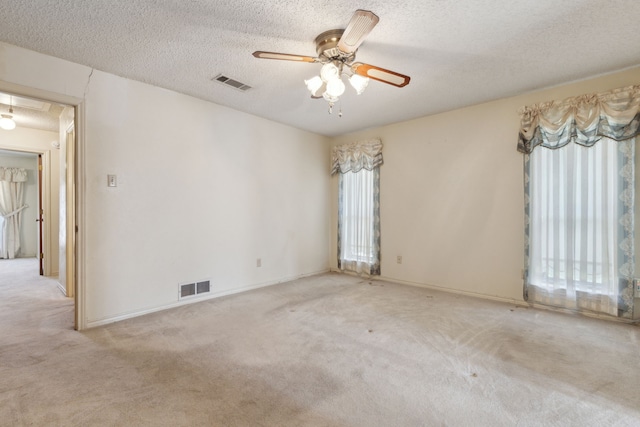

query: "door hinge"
(75, 225), (78, 232)
(38, 164), (42, 171)
(40, 253), (44, 259)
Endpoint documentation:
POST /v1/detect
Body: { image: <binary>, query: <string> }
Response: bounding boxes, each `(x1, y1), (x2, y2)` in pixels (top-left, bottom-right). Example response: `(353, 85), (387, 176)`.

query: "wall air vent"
(179, 279), (211, 300)
(213, 74), (252, 91)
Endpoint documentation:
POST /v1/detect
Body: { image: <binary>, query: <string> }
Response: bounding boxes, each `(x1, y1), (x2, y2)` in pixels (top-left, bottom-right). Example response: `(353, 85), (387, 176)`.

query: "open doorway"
(0, 90), (77, 326)
(0, 149), (39, 261)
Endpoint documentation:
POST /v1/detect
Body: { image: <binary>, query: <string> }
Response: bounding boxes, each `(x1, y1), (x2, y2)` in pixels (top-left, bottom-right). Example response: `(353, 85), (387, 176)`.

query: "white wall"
(0, 150), (37, 257)
(58, 106), (74, 294)
(0, 127), (60, 271)
(0, 41), (331, 327)
(330, 67), (640, 303)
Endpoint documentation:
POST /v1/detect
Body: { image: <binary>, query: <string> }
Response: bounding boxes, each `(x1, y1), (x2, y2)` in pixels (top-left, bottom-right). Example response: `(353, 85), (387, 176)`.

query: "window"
(338, 168), (379, 271)
(526, 139), (633, 316)
(518, 86), (640, 318)
(332, 139), (383, 276)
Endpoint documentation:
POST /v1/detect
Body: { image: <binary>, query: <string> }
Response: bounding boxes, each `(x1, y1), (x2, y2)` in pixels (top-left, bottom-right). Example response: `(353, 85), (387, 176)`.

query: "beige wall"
(330, 66), (640, 303)
(0, 41), (331, 327)
(83, 70), (331, 324)
(2, 39), (638, 326)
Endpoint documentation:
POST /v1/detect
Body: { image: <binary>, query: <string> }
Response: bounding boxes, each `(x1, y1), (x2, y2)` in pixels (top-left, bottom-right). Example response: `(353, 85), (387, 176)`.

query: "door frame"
(0, 80), (86, 330)
(37, 154), (44, 276)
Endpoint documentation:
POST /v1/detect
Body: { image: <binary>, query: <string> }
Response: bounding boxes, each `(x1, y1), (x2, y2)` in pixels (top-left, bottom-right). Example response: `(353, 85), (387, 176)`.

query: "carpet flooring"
(1, 258), (640, 426)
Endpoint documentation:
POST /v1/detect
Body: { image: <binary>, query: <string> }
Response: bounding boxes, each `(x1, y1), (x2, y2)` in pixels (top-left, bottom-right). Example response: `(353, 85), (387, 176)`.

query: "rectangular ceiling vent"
(179, 279), (211, 300)
(213, 74), (252, 92)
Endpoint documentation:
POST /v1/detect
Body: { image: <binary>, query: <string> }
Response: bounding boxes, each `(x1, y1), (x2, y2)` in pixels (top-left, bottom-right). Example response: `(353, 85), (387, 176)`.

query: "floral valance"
(0, 167), (27, 183)
(517, 85), (640, 154)
(331, 138), (383, 175)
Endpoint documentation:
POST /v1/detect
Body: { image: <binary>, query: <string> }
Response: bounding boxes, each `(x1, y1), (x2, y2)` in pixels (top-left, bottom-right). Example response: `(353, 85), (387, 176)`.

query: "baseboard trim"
(330, 268), (639, 324)
(379, 275), (528, 307)
(85, 269), (330, 329)
(56, 282), (67, 297)
(329, 268), (527, 307)
(526, 301), (639, 324)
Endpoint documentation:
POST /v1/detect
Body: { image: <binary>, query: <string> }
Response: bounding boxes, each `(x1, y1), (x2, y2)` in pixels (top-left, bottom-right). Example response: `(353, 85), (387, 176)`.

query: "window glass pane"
(528, 140), (619, 298)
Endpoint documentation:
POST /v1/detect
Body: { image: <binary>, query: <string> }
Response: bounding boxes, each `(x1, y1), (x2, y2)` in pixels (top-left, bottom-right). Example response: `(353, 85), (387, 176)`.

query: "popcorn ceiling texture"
(0, 104), (63, 132)
(0, 0), (640, 136)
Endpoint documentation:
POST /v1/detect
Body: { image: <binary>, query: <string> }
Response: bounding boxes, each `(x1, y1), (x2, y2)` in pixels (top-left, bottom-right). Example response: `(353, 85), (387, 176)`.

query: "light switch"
(107, 174), (117, 187)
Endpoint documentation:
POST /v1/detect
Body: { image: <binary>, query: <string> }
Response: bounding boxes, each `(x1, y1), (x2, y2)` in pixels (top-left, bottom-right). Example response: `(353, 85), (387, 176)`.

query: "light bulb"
(326, 78), (346, 97)
(0, 114), (16, 130)
(304, 76), (323, 94)
(320, 62), (339, 82)
(349, 74), (369, 95)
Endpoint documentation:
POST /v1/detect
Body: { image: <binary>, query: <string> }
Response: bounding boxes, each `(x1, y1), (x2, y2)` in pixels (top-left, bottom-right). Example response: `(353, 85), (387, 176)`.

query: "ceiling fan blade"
(252, 51), (317, 63)
(337, 10), (380, 54)
(351, 63), (410, 88)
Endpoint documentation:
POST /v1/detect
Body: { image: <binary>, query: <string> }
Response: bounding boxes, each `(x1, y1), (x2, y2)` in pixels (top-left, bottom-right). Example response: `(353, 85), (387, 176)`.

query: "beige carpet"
(1, 258), (640, 426)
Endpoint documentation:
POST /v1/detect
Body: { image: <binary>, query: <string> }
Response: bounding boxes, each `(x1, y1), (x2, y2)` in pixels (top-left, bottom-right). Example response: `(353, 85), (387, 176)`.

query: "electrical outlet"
(396, 255), (402, 264)
(257, 258), (261, 267)
(107, 174), (117, 187)
(635, 279), (640, 297)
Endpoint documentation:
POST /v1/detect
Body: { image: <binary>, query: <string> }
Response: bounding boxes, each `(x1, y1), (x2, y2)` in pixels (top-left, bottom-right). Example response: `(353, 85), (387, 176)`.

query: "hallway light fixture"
(0, 96), (16, 130)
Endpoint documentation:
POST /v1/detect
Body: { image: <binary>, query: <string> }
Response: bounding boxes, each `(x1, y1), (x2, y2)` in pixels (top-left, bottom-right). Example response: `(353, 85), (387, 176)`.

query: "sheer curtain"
(332, 139), (382, 276)
(528, 140), (630, 316)
(0, 167), (29, 259)
(518, 85), (638, 318)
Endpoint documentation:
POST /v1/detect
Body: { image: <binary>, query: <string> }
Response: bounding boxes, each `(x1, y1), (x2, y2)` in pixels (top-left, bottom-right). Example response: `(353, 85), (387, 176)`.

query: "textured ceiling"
(1, 0), (640, 136)
(0, 93), (64, 133)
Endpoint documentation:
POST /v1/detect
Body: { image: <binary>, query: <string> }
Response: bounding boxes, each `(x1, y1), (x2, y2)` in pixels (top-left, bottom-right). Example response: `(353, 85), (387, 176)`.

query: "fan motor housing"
(315, 29), (347, 59)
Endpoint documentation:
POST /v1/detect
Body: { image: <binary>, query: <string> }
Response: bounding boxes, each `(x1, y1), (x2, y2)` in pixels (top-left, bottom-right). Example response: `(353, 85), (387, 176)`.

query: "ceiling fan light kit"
(253, 10), (410, 116)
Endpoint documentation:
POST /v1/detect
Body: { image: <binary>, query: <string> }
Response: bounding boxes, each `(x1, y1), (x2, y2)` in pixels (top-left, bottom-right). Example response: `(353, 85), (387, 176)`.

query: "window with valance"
(518, 85), (639, 318)
(332, 138), (382, 276)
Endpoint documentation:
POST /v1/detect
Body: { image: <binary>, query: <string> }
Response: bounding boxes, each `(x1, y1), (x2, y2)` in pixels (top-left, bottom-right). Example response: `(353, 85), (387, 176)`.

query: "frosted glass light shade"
(349, 74), (369, 95)
(326, 78), (346, 97)
(0, 114), (16, 130)
(305, 76), (323, 94)
(320, 62), (339, 82)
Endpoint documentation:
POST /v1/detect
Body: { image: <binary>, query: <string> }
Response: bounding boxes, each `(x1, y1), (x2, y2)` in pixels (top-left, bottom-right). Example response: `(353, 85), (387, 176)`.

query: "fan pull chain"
(327, 102), (343, 117)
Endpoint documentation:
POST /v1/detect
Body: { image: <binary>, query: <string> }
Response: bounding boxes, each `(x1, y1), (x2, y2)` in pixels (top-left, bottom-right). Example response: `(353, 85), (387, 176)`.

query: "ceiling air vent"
(213, 74), (252, 91)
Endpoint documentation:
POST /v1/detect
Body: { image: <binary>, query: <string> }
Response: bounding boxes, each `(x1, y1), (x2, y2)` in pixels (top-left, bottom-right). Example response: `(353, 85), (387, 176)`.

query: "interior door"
(37, 154), (44, 275)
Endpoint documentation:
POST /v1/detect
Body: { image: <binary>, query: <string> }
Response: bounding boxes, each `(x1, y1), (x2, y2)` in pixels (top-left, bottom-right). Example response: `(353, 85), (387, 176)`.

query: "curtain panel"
(524, 139), (634, 317)
(0, 167), (28, 183)
(333, 139), (382, 276)
(0, 167), (29, 259)
(517, 84), (640, 154)
(518, 85), (637, 318)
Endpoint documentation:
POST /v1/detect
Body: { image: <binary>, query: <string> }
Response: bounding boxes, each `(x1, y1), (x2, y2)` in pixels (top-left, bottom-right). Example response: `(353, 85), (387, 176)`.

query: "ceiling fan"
(253, 10), (410, 115)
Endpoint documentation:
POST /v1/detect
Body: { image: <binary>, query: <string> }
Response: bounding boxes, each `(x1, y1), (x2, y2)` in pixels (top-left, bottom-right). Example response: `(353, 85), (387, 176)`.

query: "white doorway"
(0, 89), (78, 328)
